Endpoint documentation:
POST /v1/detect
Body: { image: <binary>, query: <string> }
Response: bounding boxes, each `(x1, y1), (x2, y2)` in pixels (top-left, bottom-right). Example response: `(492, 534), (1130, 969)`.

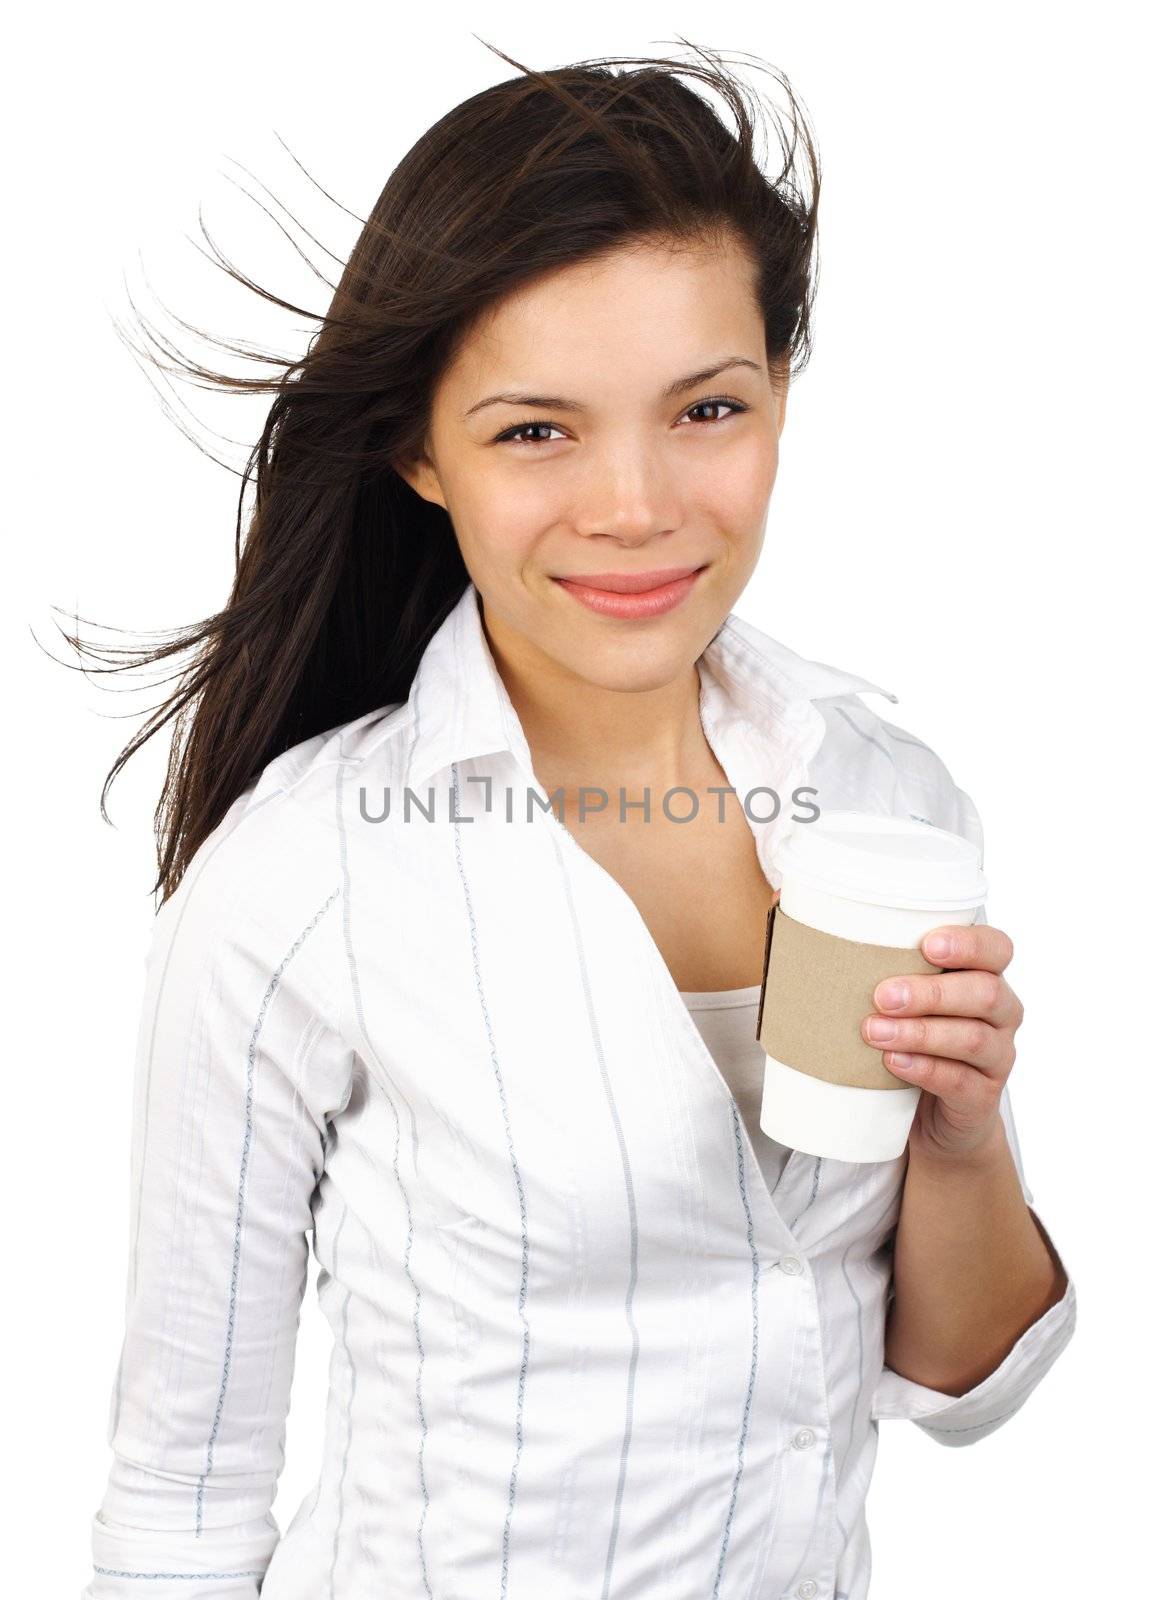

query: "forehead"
(441, 235), (762, 398)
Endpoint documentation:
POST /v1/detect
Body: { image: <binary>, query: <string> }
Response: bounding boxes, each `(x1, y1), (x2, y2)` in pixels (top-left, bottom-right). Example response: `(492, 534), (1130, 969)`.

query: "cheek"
(684, 419), (777, 492)
(687, 431), (778, 523)
(462, 469), (554, 550)
(450, 510), (544, 594)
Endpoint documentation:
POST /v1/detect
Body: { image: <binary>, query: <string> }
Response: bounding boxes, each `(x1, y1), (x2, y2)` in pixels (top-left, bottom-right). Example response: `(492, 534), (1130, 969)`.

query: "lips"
(551, 565), (705, 594)
(552, 565), (707, 620)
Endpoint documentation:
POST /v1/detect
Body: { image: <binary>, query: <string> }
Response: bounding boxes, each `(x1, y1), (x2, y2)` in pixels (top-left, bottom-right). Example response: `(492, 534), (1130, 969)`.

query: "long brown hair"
(51, 36), (822, 905)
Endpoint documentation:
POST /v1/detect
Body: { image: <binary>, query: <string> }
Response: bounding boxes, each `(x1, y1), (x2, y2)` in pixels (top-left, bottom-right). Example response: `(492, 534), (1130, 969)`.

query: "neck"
(481, 602), (710, 798)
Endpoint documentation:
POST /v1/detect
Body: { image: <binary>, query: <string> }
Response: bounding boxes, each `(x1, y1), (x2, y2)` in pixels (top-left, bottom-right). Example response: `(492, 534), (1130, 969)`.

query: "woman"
(76, 43), (1076, 1600)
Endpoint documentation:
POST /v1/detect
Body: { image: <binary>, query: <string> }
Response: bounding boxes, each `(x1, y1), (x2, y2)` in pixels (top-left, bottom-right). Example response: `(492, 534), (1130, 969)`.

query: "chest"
(337, 768), (909, 1271)
(554, 788), (777, 992)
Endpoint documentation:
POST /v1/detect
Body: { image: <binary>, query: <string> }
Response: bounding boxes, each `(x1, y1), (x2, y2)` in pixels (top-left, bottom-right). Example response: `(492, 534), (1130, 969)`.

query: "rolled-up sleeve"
(870, 1080), (1077, 1446)
(80, 810), (350, 1597)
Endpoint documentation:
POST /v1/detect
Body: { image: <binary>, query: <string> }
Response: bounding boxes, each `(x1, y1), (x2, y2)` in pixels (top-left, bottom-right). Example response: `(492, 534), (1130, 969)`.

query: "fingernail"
(925, 934), (952, 960)
(867, 1017), (898, 1041)
(876, 980), (909, 1009)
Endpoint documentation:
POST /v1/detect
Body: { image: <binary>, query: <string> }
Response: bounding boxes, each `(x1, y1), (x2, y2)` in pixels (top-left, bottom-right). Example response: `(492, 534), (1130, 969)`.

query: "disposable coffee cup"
(755, 809), (987, 1163)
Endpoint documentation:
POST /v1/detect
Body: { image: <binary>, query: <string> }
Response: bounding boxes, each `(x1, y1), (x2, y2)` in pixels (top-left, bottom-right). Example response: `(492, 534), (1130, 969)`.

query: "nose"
(571, 446), (683, 545)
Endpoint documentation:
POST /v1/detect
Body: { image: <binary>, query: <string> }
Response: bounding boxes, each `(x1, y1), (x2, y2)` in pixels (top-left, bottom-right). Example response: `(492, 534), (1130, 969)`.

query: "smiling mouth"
(551, 564), (707, 594)
(550, 565), (709, 620)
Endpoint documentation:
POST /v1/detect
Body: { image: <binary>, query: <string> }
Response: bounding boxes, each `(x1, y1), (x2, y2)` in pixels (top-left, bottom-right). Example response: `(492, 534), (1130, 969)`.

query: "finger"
(921, 923), (1014, 974)
(872, 969), (1023, 1027)
(881, 1050), (1005, 1112)
(862, 1012), (1012, 1080)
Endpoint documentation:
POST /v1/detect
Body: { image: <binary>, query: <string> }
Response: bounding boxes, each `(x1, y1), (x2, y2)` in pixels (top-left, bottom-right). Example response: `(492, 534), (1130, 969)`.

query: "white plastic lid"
(777, 808), (986, 911)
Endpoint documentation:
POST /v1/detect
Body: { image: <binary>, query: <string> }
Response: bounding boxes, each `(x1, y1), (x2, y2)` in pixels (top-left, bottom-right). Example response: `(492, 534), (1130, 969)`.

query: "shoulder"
(806, 686), (983, 863)
(154, 699), (412, 982)
(720, 611), (983, 860)
(714, 610), (984, 860)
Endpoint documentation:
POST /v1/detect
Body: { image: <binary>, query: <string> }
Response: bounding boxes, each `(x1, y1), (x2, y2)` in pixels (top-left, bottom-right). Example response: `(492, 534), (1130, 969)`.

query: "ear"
(391, 444), (448, 511)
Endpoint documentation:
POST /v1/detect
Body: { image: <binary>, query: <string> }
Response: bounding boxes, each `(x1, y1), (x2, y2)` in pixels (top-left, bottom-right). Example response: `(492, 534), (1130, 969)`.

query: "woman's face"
(395, 231), (789, 698)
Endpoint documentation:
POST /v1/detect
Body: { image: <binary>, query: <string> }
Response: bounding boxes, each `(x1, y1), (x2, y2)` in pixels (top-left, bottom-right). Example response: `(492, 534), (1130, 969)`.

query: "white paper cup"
(759, 810), (987, 1163)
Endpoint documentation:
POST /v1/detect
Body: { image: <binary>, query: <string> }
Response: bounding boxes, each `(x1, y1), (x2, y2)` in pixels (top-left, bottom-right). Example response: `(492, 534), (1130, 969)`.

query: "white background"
(8, 4), (1166, 1596)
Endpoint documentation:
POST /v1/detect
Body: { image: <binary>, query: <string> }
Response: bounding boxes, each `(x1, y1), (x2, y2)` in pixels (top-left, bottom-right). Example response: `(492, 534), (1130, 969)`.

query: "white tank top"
(677, 982), (792, 1194)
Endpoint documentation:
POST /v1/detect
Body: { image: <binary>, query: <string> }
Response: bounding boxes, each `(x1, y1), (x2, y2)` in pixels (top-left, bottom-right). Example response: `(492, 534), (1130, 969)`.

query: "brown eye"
(682, 398), (747, 426)
(494, 419), (564, 446)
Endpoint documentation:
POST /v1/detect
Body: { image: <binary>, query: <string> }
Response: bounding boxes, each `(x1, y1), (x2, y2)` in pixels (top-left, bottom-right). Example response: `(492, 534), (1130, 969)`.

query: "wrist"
(907, 1115), (1010, 1177)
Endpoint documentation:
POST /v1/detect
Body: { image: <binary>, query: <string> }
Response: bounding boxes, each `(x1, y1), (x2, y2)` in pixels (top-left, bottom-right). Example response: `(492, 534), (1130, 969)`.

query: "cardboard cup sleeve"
(754, 905), (944, 1091)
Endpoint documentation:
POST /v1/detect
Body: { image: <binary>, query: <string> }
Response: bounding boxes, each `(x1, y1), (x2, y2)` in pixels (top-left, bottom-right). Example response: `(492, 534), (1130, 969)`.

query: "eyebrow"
(463, 356), (763, 420)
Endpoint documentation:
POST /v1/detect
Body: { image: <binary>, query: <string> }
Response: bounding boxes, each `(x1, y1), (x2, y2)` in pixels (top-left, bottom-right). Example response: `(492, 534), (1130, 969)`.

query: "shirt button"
(796, 1581), (819, 1599)
(779, 1255), (804, 1275)
(792, 1427), (816, 1450)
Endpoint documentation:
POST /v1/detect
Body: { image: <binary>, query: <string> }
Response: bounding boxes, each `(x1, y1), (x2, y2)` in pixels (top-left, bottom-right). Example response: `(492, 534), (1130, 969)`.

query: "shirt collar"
(403, 579), (898, 795)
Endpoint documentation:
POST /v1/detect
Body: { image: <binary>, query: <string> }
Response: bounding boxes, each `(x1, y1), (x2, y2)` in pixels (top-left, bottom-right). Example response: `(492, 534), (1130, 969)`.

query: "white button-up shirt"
(83, 578), (1077, 1599)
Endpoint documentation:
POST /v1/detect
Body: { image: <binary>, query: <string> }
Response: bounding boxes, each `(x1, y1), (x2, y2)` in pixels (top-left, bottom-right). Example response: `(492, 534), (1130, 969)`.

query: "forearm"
(884, 1118), (1069, 1396)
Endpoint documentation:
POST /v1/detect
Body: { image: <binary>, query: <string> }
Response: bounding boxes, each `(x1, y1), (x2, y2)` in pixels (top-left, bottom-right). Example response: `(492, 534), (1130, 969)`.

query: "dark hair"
(49, 36), (822, 904)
